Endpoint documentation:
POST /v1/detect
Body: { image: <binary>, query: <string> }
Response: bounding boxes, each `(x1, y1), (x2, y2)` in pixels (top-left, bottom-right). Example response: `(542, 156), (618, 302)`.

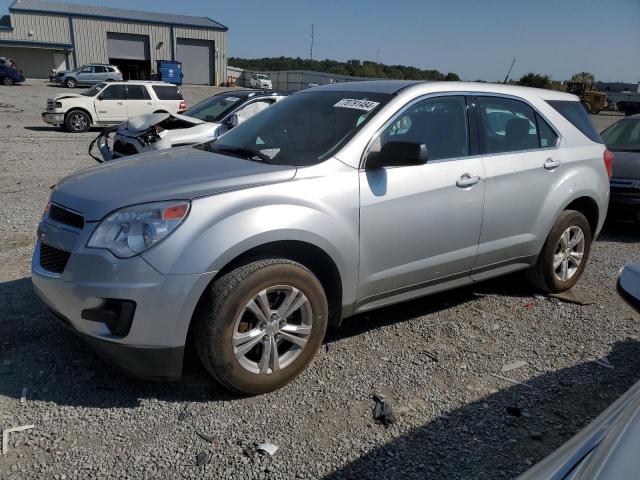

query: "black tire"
(1, 76), (14, 86)
(64, 110), (91, 133)
(194, 259), (328, 394)
(65, 77), (77, 88)
(526, 210), (592, 293)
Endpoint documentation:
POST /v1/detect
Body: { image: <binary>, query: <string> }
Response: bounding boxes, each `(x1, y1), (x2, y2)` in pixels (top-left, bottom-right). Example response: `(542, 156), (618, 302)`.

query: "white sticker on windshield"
(334, 98), (380, 111)
(225, 97), (240, 102)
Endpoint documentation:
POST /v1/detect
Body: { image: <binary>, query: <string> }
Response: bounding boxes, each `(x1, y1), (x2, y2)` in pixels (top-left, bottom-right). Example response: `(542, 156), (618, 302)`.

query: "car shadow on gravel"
(0, 277), (241, 409)
(326, 339), (640, 480)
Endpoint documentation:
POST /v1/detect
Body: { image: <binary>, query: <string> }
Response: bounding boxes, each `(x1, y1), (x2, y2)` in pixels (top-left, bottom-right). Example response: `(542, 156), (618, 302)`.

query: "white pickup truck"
(42, 81), (186, 133)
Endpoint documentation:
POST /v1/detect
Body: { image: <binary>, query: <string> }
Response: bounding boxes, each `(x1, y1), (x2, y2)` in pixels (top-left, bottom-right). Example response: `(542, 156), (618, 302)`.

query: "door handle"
(117, 102), (123, 105)
(147, 102), (153, 105)
(543, 158), (561, 170)
(456, 173), (481, 188)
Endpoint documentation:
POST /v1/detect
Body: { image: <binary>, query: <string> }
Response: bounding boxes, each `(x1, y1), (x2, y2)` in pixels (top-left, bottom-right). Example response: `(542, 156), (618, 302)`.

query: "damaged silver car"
(93, 90), (286, 161)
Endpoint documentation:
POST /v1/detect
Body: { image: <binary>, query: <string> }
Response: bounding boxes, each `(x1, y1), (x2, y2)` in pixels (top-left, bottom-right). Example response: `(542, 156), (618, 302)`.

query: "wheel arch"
(563, 196), (599, 238)
(213, 240), (343, 327)
(65, 107), (95, 125)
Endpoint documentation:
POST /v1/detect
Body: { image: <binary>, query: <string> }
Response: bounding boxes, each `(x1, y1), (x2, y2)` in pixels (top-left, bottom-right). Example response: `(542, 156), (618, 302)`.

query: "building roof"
(9, 0), (227, 30)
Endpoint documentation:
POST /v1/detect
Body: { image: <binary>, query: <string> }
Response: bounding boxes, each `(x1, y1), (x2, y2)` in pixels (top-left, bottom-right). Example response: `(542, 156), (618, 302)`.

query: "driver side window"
(100, 85), (125, 100)
(80, 66), (93, 73)
(381, 96), (469, 161)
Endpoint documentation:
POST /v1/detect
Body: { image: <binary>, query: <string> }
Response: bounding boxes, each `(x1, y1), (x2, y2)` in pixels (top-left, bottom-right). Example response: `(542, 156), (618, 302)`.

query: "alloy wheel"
(232, 285), (313, 375)
(553, 226), (585, 281)
(70, 113), (88, 131)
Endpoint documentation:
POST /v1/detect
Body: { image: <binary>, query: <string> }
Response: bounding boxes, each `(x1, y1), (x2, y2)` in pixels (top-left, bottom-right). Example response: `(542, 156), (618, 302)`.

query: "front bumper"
(31, 217), (216, 380)
(42, 111), (65, 125)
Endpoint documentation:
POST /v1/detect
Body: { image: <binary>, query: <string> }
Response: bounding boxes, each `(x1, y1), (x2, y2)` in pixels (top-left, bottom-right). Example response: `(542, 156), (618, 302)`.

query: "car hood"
(51, 147), (297, 221)
(125, 112), (205, 133)
(610, 150), (640, 180)
(519, 378), (640, 480)
(50, 93), (86, 102)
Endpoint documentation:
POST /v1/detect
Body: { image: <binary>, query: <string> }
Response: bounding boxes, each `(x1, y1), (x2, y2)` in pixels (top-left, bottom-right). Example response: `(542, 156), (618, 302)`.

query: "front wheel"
(1, 76), (14, 86)
(194, 259), (328, 394)
(65, 77), (77, 88)
(526, 210), (592, 293)
(64, 110), (91, 133)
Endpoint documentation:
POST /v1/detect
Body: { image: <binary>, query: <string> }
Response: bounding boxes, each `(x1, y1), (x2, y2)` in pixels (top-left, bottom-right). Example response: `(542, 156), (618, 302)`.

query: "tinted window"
(106, 67), (116, 72)
(127, 85), (150, 100)
(380, 96), (469, 161)
(80, 66), (92, 73)
(152, 85), (183, 100)
(100, 85), (126, 100)
(478, 97), (540, 153)
(536, 112), (558, 148)
(547, 100), (603, 144)
(601, 119), (640, 152)
(94, 66), (107, 73)
(183, 94), (244, 122)
(206, 91), (392, 166)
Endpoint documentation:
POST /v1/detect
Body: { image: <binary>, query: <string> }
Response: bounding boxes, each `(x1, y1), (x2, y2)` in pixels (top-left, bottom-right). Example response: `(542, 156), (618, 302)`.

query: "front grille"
(49, 204), (84, 229)
(113, 140), (138, 156)
(39, 243), (71, 274)
(47, 99), (55, 111)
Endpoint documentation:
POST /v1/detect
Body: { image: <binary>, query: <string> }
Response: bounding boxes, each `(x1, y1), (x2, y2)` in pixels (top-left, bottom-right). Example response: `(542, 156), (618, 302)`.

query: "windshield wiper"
(213, 145), (272, 163)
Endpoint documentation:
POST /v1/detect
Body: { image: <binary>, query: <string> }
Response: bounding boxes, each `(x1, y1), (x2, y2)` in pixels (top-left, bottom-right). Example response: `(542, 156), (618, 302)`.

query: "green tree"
(444, 72), (460, 81)
(518, 72), (552, 89)
(570, 72), (596, 86)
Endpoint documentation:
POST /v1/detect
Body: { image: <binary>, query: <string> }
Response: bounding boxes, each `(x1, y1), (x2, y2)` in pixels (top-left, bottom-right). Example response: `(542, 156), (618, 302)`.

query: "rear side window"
(127, 85), (151, 100)
(477, 97), (539, 154)
(536, 112), (558, 148)
(547, 100), (603, 144)
(152, 85), (183, 100)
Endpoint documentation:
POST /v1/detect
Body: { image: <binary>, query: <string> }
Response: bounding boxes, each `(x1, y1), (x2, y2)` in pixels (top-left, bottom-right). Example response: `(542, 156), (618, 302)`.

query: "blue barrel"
(156, 60), (183, 85)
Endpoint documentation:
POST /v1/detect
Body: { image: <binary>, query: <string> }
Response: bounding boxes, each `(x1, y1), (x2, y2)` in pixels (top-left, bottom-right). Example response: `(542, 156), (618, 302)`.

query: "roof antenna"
(503, 58), (516, 84)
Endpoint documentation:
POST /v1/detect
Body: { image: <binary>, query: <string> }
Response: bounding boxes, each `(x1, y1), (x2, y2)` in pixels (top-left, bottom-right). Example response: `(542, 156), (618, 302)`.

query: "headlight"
(87, 201), (190, 258)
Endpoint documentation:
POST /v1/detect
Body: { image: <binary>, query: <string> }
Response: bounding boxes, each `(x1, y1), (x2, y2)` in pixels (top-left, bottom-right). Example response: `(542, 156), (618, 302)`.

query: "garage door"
(107, 33), (150, 61)
(0, 46), (65, 78)
(176, 38), (214, 85)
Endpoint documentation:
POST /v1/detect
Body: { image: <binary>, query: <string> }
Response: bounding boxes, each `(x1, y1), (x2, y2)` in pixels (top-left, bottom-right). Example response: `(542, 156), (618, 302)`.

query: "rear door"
(125, 84), (154, 117)
(471, 95), (562, 279)
(357, 95), (485, 308)
(94, 84), (128, 122)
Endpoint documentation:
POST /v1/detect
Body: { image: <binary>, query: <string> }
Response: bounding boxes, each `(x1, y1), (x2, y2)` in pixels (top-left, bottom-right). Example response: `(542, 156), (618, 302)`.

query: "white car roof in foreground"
(312, 80), (577, 102)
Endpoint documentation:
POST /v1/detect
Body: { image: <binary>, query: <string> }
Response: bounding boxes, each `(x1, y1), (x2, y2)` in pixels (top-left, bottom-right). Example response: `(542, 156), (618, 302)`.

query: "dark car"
(0, 57), (25, 85)
(601, 115), (640, 222)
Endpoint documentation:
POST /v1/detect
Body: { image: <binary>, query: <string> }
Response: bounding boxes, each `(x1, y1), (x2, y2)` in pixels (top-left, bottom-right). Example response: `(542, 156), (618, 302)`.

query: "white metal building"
(0, 0), (228, 85)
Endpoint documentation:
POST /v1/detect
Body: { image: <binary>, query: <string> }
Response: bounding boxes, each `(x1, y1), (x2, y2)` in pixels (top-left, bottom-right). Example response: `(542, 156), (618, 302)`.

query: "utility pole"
(503, 58), (516, 84)
(310, 24), (314, 60)
(376, 49), (380, 63)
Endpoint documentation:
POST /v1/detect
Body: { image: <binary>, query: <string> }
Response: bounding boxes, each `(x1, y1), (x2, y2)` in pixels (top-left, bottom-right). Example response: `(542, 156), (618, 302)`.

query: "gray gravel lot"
(1, 80), (638, 479)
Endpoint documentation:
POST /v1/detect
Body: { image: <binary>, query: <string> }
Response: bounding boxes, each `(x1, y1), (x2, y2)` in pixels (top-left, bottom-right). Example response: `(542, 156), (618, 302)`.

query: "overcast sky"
(2, 0), (639, 82)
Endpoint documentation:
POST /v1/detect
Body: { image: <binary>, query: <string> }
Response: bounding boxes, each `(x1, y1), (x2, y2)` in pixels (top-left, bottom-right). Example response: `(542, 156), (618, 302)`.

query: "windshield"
(207, 90), (392, 166)
(81, 83), (106, 97)
(601, 119), (640, 152)
(183, 94), (243, 122)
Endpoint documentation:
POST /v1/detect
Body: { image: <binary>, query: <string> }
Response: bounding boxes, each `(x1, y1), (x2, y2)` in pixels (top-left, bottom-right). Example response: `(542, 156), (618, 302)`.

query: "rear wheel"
(64, 110), (91, 133)
(194, 259), (328, 394)
(526, 210), (592, 293)
(65, 77), (77, 88)
(1, 76), (14, 86)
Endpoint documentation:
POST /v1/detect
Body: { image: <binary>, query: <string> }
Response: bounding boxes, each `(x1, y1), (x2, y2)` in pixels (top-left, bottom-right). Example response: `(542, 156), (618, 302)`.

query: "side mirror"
(97, 94), (103, 101)
(366, 141), (428, 170)
(227, 113), (239, 128)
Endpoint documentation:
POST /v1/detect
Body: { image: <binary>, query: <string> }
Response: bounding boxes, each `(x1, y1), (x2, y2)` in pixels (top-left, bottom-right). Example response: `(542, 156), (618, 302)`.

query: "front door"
(357, 95), (485, 310)
(76, 65), (95, 84)
(94, 84), (128, 123)
(470, 95), (562, 279)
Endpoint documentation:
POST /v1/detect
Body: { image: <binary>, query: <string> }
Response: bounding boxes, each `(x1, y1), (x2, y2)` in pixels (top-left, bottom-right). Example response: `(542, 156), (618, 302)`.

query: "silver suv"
(32, 81), (611, 393)
(53, 64), (122, 88)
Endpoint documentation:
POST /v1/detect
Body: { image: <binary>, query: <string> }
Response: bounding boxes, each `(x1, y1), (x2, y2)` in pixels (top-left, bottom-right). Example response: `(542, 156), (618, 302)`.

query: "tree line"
(229, 56), (461, 81)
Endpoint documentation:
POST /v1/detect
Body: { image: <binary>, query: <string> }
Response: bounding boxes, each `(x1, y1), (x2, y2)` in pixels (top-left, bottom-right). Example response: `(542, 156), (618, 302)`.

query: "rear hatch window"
(547, 100), (603, 144)
(152, 85), (183, 100)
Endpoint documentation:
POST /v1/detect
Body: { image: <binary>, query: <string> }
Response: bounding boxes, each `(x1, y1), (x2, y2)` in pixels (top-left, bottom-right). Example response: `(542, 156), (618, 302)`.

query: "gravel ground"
(0, 80), (638, 479)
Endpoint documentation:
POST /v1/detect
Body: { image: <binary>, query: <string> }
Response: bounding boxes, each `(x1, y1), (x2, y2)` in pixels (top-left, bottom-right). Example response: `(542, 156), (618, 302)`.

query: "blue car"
(0, 57), (25, 85)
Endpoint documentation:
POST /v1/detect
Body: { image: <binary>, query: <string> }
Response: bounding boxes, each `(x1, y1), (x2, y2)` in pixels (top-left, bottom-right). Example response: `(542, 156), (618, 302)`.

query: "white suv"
(41, 81), (186, 133)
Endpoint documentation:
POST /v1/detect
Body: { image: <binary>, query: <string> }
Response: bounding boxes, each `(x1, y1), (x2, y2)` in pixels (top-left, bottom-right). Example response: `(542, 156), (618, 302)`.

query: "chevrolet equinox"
(32, 81), (612, 393)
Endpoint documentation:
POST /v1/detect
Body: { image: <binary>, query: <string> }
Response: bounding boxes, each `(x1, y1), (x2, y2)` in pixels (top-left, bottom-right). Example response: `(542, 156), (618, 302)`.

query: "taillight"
(179, 100), (186, 111)
(603, 148), (614, 178)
